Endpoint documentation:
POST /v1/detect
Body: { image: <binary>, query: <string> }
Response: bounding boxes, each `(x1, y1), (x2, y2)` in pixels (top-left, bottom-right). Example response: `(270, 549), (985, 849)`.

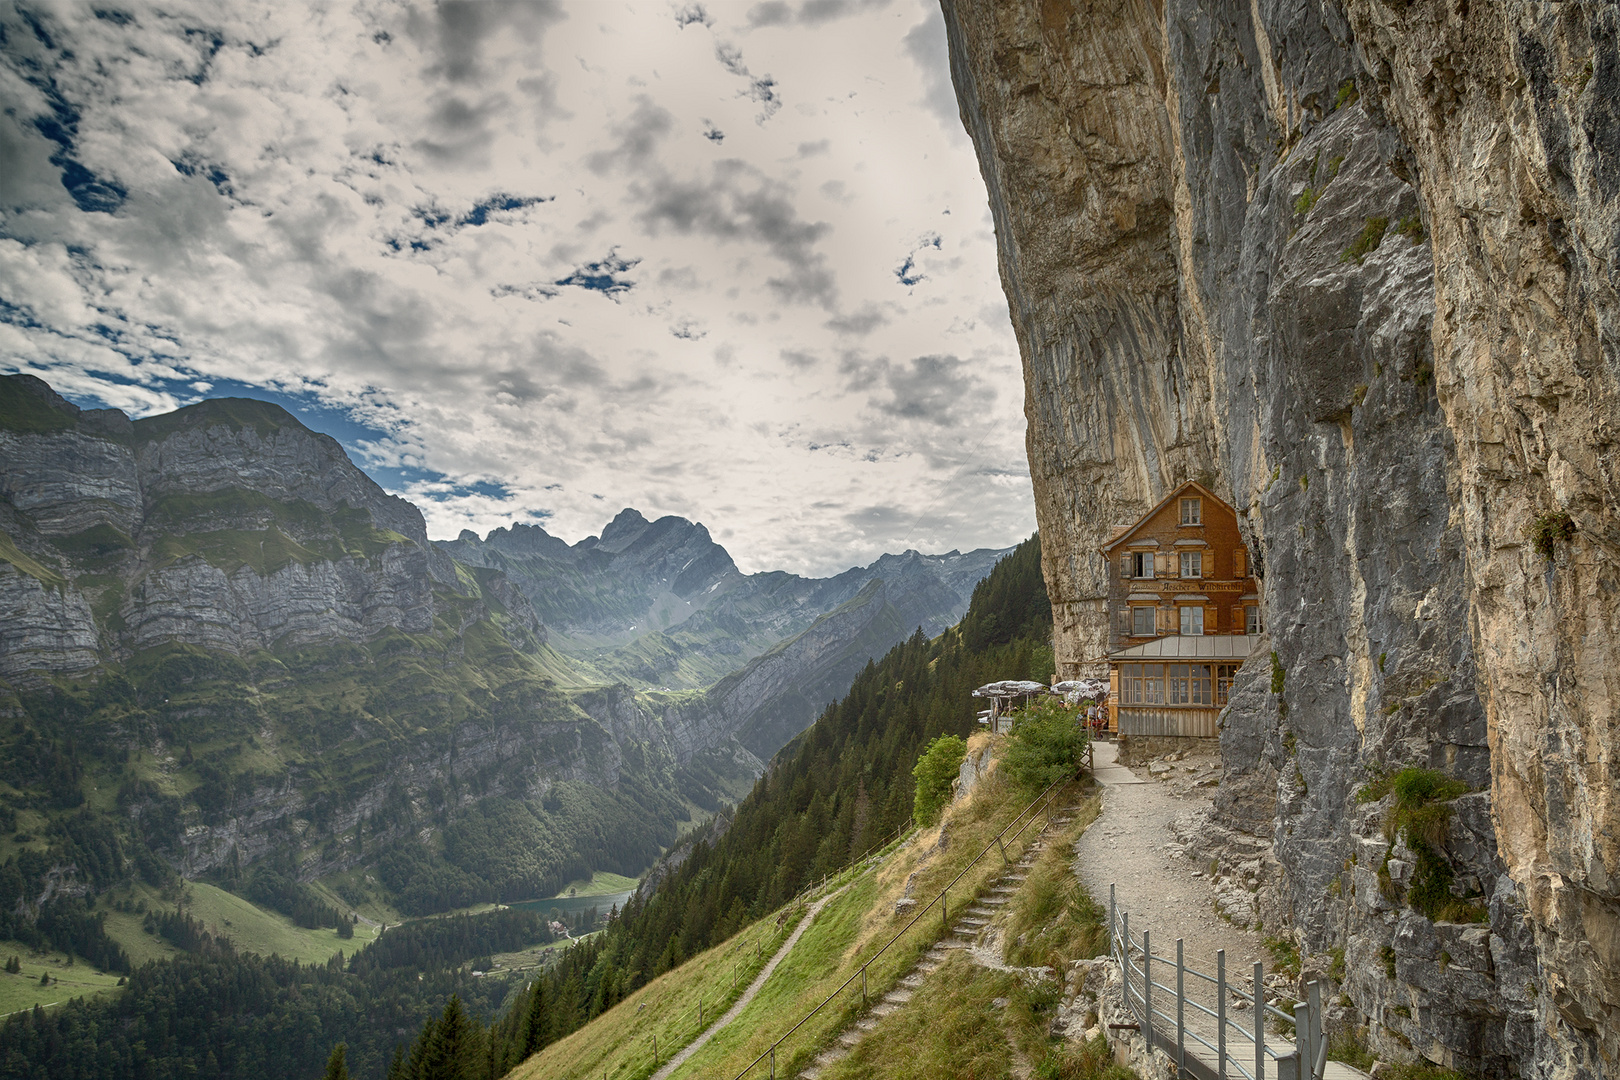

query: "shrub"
(1334, 79), (1359, 109)
(1526, 511), (1576, 559)
(1396, 214), (1426, 244)
(912, 734), (968, 826)
(1341, 216), (1390, 264)
(1001, 697), (1090, 793)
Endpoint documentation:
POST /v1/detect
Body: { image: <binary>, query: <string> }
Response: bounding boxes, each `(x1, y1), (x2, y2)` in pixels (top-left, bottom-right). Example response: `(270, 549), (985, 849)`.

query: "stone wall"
(942, 1), (1617, 1076)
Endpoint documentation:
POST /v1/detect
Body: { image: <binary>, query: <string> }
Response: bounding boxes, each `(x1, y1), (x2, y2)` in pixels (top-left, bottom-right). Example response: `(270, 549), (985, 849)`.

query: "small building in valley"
(1099, 482), (1261, 739)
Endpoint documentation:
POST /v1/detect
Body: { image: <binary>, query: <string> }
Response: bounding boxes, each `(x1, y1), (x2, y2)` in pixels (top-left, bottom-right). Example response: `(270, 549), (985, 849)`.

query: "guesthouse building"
(1099, 482), (1261, 739)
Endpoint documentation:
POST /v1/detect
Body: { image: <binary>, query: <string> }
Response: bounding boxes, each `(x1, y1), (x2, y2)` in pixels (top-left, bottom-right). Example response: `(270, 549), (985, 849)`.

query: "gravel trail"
(1073, 741), (1264, 975)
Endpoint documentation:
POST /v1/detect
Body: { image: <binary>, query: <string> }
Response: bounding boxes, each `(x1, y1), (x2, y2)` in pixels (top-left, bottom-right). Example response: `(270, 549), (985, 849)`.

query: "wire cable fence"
(1108, 885), (1330, 1080)
(730, 774), (1073, 1080)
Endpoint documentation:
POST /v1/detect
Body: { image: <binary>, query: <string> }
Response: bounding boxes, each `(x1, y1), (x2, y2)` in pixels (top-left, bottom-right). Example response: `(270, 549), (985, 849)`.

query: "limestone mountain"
(944, 1), (1618, 1075)
(0, 375), (731, 920)
(441, 511), (1012, 690)
(0, 373), (1011, 925)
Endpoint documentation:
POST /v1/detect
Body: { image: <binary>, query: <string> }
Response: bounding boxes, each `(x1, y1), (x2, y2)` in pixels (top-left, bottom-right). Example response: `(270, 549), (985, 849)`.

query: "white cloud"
(0, 0), (1031, 577)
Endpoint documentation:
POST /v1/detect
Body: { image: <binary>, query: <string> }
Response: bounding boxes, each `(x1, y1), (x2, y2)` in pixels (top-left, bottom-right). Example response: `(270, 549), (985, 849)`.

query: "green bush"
(912, 734), (968, 826)
(1341, 216), (1390, 264)
(1001, 697), (1090, 793)
(1527, 511), (1576, 559)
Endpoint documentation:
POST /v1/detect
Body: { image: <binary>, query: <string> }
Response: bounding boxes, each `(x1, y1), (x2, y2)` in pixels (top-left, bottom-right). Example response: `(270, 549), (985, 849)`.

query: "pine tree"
(419, 995), (482, 1080)
(323, 1043), (350, 1080)
(385, 1044), (408, 1080)
(522, 978), (551, 1059)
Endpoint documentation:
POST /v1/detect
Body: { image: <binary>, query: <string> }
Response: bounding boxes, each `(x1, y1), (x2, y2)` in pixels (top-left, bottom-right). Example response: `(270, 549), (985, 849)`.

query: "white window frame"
(1180, 551), (1203, 579)
(1180, 497), (1202, 525)
(1131, 606), (1156, 637)
(1246, 605), (1264, 635)
(1130, 551), (1154, 579)
(1180, 605), (1205, 636)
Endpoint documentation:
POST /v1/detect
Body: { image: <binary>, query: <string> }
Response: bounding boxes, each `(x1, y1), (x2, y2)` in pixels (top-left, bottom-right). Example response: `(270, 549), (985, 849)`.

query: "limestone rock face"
(943, 0), (1617, 1075)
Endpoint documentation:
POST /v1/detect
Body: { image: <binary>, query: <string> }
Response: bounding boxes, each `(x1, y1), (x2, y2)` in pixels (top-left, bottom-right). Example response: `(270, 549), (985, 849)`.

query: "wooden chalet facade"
(1100, 482), (1262, 738)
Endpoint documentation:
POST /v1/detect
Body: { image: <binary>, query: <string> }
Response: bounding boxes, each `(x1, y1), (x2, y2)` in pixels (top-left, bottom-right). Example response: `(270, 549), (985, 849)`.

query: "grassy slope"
(821, 793), (1116, 1080)
(667, 766), (1080, 1080)
(553, 872), (641, 899)
(95, 881), (376, 970)
(513, 911), (798, 1080)
(0, 941), (125, 1017)
(516, 744), (1083, 1080)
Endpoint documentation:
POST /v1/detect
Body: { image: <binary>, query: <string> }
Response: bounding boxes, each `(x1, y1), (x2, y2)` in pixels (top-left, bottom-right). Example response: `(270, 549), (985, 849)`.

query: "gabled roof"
(1099, 480), (1232, 555)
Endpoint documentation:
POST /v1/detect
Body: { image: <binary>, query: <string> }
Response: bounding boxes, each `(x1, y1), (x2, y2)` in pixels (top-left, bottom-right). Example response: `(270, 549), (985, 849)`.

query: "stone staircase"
(796, 809), (1080, 1079)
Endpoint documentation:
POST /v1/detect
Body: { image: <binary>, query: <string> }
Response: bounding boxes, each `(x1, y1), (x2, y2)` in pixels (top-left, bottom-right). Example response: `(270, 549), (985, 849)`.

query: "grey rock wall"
(943, 1), (1617, 1076)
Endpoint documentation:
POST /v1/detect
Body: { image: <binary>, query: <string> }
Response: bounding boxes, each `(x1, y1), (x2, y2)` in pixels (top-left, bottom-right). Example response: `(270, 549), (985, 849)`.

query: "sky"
(0, 0), (1033, 577)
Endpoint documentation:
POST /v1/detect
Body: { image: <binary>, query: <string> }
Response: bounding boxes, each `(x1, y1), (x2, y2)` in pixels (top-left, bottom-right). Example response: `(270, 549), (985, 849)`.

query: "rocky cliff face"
(943, 2), (1616, 1076)
(0, 375), (739, 907)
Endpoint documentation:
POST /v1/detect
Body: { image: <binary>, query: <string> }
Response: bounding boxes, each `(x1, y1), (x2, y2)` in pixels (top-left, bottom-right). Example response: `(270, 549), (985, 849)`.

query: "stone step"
(964, 906), (997, 918)
(870, 1002), (898, 1018)
(857, 1017), (880, 1033)
(956, 915), (990, 927)
(838, 1030), (862, 1048)
(901, 973), (927, 988)
(884, 989), (912, 1004)
(938, 939), (969, 950)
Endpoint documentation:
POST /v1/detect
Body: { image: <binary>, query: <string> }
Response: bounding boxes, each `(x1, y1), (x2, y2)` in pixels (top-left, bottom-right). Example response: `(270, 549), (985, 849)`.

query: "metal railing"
(730, 774), (1073, 1080)
(1108, 885), (1329, 1080)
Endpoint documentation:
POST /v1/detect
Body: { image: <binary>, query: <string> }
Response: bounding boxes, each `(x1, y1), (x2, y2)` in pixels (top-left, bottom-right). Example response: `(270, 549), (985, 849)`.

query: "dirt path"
(652, 888), (842, 1080)
(1072, 741), (1264, 974)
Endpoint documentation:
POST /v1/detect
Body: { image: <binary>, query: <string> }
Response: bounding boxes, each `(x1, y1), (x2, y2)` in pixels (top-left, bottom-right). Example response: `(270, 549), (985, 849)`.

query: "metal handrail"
(1109, 884), (1327, 1080)
(729, 775), (1072, 1080)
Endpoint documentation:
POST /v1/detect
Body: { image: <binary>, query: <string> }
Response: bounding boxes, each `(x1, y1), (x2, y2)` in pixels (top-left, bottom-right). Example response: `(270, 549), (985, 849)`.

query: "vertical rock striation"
(944, 0), (1617, 1075)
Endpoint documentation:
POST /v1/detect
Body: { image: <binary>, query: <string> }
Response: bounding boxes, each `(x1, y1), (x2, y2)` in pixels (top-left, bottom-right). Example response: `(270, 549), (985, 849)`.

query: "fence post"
(862, 965), (868, 1007)
(1176, 937), (1185, 1074)
(1121, 911), (1130, 1014)
(1309, 980), (1324, 1080)
(653, 1034), (657, 1066)
(943, 888), (948, 930)
(769, 1045), (775, 1080)
(1253, 961), (1264, 1080)
(1217, 949), (1227, 1080)
(699, 997), (703, 1028)
(997, 836), (1009, 865)
(1143, 929), (1153, 1054)
(1108, 885), (1116, 965)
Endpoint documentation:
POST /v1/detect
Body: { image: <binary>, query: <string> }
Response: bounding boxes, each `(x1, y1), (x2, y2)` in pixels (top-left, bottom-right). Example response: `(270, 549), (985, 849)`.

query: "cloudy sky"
(0, 0), (1032, 577)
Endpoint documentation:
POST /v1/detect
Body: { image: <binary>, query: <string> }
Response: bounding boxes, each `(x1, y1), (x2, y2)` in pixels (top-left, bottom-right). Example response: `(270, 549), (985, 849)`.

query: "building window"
(1120, 664), (1164, 704)
(1131, 607), (1156, 637)
(1180, 605), (1204, 635)
(1128, 551), (1154, 579)
(1192, 664), (1212, 704)
(1167, 664), (1189, 704)
(1180, 497), (1202, 525)
(1180, 551), (1203, 579)
(1246, 605), (1263, 634)
(1234, 549), (1246, 577)
(1216, 665), (1235, 705)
